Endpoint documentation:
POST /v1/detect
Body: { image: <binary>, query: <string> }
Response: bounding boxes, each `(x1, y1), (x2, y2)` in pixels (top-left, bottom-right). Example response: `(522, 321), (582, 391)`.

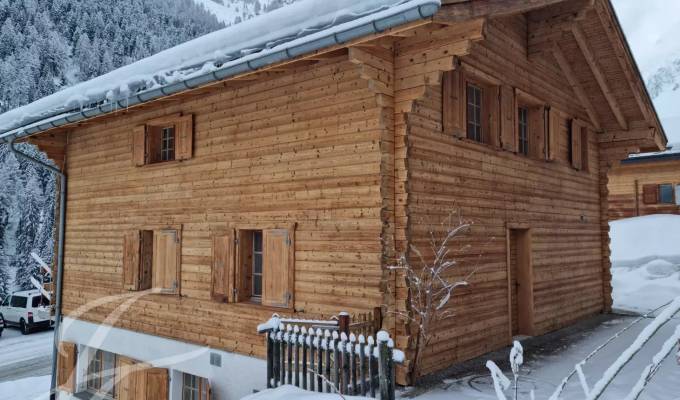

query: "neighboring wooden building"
(608, 145), (680, 220)
(0, 0), (666, 399)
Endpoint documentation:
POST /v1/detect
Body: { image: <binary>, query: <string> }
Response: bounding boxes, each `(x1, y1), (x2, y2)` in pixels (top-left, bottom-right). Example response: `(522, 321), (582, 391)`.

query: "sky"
(612, 0), (680, 144)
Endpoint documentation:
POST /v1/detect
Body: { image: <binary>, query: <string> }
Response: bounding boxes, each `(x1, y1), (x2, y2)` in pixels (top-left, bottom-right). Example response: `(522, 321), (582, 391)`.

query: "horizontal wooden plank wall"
(394, 15), (606, 378)
(607, 159), (680, 219)
(61, 54), (389, 359)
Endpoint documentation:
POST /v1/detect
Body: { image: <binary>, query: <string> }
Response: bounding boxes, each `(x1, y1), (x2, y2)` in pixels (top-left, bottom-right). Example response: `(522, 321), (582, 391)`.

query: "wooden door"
(507, 228), (534, 337)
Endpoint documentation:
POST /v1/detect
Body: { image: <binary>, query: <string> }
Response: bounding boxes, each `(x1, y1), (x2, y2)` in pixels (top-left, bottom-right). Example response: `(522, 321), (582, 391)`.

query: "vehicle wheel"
(20, 319), (30, 335)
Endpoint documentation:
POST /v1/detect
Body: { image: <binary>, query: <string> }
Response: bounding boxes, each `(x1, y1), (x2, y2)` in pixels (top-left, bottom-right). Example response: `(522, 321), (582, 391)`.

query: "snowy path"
(0, 328), (53, 381)
(414, 314), (680, 400)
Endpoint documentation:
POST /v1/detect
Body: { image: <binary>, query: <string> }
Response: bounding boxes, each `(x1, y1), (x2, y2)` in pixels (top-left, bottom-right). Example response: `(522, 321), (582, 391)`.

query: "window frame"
(182, 373), (210, 400)
(659, 183), (675, 204)
(232, 224), (296, 309)
(86, 349), (117, 399)
(133, 113), (193, 167)
(517, 106), (529, 156)
(466, 82), (484, 142)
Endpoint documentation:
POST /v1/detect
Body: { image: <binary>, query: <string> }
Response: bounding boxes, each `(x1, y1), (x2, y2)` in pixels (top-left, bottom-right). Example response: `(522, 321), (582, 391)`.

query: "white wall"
(58, 317), (267, 400)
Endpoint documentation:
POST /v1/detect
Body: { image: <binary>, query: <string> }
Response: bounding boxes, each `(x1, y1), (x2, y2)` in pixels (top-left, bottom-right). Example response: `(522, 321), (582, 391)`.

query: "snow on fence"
(258, 315), (402, 400)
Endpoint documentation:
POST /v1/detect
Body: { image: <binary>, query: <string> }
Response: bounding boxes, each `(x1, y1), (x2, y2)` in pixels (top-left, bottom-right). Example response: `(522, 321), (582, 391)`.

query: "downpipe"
(9, 139), (66, 400)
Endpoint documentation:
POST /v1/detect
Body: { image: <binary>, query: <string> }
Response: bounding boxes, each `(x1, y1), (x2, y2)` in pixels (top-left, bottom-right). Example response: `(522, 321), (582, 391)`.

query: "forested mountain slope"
(0, 0), (297, 298)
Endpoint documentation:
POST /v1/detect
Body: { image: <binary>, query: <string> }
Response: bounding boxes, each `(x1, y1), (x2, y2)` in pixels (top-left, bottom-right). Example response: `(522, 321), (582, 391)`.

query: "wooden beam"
(571, 24), (628, 130)
(597, 128), (656, 143)
(551, 43), (602, 130)
(594, 0), (653, 124)
(435, 0), (570, 24)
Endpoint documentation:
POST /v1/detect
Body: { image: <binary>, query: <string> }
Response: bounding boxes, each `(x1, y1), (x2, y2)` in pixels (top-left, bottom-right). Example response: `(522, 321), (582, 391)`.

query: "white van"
(0, 290), (54, 334)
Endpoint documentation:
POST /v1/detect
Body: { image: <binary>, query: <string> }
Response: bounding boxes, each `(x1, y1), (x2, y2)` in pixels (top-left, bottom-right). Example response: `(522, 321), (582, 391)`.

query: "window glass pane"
(11, 296), (27, 308)
(253, 275), (262, 298)
(88, 351), (101, 391)
(253, 253), (263, 274)
(659, 184), (674, 204)
(253, 231), (263, 252)
(32, 295), (49, 308)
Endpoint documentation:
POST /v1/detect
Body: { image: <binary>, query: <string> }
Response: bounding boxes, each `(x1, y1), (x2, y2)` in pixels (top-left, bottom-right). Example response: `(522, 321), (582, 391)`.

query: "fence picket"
(259, 315), (399, 399)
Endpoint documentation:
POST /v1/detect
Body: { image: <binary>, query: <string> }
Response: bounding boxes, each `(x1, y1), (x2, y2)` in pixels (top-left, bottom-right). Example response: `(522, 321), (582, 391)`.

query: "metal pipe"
(9, 139), (66, 400)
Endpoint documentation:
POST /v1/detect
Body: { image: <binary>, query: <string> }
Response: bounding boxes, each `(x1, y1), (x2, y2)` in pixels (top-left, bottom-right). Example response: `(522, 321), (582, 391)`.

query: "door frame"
(506, 223), (535, 340)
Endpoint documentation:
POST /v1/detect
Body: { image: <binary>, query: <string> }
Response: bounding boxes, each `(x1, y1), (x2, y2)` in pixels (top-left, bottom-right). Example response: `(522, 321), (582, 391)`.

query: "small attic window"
(133, 114), (193, 167)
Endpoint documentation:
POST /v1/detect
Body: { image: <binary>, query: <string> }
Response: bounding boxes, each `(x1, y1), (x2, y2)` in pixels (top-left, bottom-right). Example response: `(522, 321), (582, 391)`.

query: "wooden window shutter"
(581, 127), (590, 172)
(212, 230), (235, 303)
(530, 106), (546, 159)
(642, 184), (659, 205)
(442, 69), (465, 138)
(123, 231), (141, 291)
(143, 368), (169, 400)
(133, 125), (147, 166)
(57, 342), (77, 393)
(485, 85), (501, 147)
(176, 114), (194, 161)
(500, 85), (516, 152)
(547, 108), (559, 161)
(262, 228), (294, 308)
(570, 119), (583, 170)
(152, 229), (180, 294)
(117, 356), (138, 400)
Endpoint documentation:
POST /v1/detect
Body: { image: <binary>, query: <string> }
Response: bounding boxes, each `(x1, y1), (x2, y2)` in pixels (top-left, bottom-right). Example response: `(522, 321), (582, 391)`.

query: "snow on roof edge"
(0, 0), (441, 142)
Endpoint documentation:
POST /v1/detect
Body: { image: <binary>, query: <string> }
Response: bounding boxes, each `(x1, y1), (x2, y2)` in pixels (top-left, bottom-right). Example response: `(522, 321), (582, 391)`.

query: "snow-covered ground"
(0, 328), (53, 369)
(0, 375), (49, 400)
(610, 215), (680, 314)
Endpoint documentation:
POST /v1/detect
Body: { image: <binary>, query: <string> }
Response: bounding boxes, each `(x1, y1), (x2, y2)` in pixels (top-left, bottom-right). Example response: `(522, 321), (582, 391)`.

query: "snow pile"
(241, 385), (371, 400)
(610, 215), (680, 262)
(610, 215), (680, 313)
(0, 0), (439, 138)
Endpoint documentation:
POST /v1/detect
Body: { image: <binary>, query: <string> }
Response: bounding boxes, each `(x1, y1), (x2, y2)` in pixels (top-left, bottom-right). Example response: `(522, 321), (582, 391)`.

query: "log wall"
(394, 15), (608, 377)
(60, 53), (390, 358)
(608, 159), (680, 219)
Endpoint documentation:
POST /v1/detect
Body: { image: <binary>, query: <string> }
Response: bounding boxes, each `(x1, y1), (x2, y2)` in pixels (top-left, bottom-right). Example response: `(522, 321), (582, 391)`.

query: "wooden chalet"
(608, 145), (680, 220)
(0, 0), (667, 399)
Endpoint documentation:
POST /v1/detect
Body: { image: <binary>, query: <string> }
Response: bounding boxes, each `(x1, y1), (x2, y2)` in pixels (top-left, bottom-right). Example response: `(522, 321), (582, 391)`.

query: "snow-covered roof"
(624, 142), (680, 163)
(0, 0), (440, 143)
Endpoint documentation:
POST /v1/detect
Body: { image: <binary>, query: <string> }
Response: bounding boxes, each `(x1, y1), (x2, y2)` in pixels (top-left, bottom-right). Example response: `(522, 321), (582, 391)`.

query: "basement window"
(182, 373), (210, 400)
(87, 350), (117, 398)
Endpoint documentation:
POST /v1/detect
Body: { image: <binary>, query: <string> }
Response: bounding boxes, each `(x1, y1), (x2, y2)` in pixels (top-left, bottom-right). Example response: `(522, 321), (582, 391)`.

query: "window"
(517, 107), (529, 156)
(182, 373), (210, 400)
(10, 296), (27, 308)
(659, 184), (675, 204)
(133, 114), (193, 166)
(466, 83), (483, 142)
(122, 228), (180, 294)
(159, 126), (176, 162)
(31, 295), (49, 308)
(251, 231), (263, 300)
(87, 350), (117, 398)
(211, 226), (294, 308)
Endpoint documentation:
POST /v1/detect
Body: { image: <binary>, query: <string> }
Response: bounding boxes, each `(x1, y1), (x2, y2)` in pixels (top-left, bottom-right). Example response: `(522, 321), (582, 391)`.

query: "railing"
(258, 315), (402, 400)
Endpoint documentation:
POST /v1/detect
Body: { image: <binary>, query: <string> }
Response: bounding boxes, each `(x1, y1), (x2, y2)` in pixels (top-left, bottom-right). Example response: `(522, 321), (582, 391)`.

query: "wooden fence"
(258, 314), (401, 399)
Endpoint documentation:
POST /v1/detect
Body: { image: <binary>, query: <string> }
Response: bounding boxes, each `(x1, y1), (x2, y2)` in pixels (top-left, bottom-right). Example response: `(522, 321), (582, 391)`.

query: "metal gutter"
(8, 139), (67, 400)
(0, 1), (440, 144)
